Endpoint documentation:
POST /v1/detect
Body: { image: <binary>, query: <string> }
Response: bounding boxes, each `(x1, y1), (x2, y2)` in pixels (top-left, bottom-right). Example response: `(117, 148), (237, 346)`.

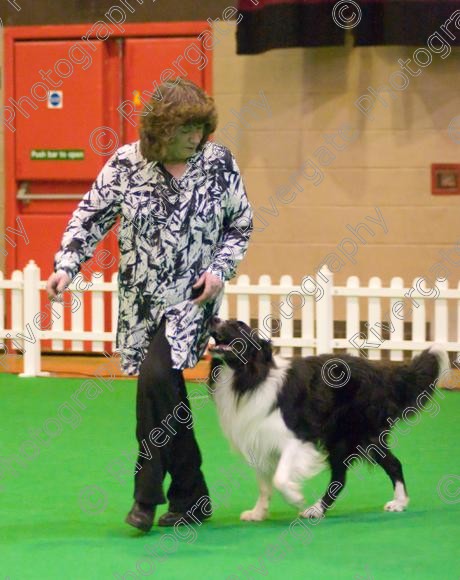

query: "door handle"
(17, 181), (85, 204)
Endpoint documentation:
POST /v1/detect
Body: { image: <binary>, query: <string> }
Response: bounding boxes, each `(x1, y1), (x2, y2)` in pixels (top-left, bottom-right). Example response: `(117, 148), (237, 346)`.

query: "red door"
(13, 39), (117, 274)
(123, 38), (206, 142)
(6, 29), (211, 354)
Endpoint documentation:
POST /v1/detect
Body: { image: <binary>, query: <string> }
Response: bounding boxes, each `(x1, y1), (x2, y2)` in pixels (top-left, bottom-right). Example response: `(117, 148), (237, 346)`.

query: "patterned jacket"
(54, 140), (253, 375)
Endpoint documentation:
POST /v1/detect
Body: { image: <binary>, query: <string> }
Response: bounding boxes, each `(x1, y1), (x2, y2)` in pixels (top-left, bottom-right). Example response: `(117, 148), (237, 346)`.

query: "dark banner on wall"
(237, 0), (460, 54)
(237, 0), (345, 54)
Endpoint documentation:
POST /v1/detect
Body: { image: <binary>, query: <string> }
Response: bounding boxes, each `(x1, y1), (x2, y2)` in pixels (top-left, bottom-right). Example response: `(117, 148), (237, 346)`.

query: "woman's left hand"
(191, 272), (224, 305)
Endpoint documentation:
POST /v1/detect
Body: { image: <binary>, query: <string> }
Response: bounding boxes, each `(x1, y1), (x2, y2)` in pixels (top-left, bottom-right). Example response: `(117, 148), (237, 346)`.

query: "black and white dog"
(208, 317), (449, 521)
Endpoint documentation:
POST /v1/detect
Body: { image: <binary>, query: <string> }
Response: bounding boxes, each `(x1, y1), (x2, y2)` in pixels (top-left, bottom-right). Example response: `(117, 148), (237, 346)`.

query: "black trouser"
(133, 317), (209, 511)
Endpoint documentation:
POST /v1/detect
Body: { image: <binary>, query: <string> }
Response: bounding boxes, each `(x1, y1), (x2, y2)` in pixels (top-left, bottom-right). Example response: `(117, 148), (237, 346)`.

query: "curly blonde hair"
(139, 77), (218, 163)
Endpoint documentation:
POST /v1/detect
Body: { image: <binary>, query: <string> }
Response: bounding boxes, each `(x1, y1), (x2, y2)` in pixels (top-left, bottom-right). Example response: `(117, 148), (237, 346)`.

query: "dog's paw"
(300, 501), (325, 519)
(384, 500), (408, 512)
(240, 509), (267, 521)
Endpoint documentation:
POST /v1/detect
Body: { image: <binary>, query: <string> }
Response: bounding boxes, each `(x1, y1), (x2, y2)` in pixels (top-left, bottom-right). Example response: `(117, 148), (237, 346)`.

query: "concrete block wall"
(212, 23), (460, 287)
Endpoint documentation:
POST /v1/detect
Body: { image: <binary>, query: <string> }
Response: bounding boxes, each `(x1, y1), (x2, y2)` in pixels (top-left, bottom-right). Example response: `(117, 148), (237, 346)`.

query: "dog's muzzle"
(208, 317), (232, 353)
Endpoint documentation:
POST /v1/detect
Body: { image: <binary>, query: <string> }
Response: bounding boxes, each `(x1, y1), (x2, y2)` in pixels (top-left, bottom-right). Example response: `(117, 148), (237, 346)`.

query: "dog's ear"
(260, 339), (273, 362)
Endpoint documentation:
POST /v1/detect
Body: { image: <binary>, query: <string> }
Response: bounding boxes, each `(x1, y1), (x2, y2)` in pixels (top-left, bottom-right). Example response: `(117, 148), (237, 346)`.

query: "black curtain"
(237, 0), (460, 54)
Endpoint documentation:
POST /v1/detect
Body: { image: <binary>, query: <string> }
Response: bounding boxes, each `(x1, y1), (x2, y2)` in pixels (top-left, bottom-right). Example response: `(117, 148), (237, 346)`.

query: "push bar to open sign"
(30, 149), (85, 160)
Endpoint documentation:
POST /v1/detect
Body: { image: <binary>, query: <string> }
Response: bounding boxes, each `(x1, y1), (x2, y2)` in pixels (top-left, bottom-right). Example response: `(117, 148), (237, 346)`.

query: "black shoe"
(125, 502), (156, 532)
(158, 510), (212, 527)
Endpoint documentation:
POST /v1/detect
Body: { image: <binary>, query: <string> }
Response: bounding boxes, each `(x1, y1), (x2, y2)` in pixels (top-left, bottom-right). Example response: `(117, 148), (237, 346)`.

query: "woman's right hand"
(46, 270), (71, 301)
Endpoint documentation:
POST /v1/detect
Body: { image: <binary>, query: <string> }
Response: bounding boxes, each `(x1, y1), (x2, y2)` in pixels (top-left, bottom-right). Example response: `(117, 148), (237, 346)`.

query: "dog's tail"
(390, 345), (449, 412)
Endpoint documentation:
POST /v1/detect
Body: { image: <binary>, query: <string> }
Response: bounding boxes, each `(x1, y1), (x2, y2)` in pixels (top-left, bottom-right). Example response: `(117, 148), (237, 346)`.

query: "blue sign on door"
(48, 91), (63, 109)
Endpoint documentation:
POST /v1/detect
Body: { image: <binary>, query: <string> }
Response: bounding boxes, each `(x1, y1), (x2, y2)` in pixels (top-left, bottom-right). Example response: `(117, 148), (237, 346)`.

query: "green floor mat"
(0, 374), (458, 579)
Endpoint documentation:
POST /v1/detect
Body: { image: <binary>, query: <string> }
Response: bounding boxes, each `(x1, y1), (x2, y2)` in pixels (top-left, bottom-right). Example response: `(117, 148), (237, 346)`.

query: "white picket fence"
(1, 260), (460, 377)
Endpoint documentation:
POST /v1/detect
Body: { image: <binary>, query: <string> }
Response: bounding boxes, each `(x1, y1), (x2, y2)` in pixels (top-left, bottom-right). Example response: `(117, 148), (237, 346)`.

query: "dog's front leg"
(240, 472), (272, 521)
(273, 440), (308, 509)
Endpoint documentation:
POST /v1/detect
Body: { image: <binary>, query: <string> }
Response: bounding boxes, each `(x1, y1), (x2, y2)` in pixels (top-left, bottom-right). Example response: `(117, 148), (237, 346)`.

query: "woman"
(46, 78), (253, 532)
